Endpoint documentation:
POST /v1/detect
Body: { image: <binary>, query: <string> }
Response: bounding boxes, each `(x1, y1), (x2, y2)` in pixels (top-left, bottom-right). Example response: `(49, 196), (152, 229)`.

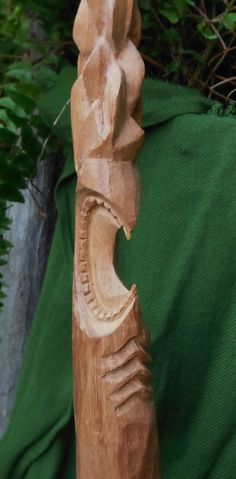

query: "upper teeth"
(78, 195), (135, 321)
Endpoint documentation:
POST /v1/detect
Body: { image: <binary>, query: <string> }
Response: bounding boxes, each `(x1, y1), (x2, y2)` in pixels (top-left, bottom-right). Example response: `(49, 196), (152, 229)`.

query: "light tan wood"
(71, 1), (160, 477)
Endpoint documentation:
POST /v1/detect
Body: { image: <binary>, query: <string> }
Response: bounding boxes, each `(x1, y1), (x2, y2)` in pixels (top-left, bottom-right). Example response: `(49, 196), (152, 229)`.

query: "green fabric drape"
(0, 68), (236, 478)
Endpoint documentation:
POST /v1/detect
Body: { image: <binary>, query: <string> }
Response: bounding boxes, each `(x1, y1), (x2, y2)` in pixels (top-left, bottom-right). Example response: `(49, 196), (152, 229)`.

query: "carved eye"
(78, 195), (136, 325)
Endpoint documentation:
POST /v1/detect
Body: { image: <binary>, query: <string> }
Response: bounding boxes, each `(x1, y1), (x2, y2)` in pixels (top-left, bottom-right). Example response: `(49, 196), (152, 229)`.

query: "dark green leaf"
(159, 6), (179, 24)
(0, 184), (25, 203)
(0, 238), (12, 250)
(35, 66), (58, 89)
(16, 82), (41, 99)
(197, 21), (217, 40)
(0, 259), (7, 267)
(21, 125), (42, 160)
(0, 127), (18, 146)
(0, 109), (17, 132)
(0, 97), (28, 118)
(4, 85), (36, 113)
(12, 152), (35, 176)
(7, 111), (28, 128)
(0, 216), (11, 229)
(6, 68), (33, 82)
(0, 162), (27, 189)
(222, 13), (236, 31)
(6, 61), (32, 82)
(173, 0), (188, 18)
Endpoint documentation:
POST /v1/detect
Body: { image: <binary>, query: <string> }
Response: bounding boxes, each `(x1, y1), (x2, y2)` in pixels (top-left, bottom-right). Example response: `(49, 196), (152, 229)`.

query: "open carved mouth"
(78, 195), (137, 322)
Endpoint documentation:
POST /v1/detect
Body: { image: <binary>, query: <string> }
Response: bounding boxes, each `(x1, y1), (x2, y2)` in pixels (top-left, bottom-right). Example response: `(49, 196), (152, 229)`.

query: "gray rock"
(0, 158), (56, 437)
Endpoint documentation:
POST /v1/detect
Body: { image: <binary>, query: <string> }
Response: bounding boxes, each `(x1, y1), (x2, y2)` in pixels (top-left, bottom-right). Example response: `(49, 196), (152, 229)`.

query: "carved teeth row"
(83, 197), (97, 212)
(78, 248), (86, 262)
(79, 195), (122, 233)
(79, 261), (87, 272)
(81, 273), (89, 284)
(79, 239), (86, 249)
(84, 286), (136, 322)
(86, 293), (95, 304)
(79, 230), (86, 239)
(78, 195), (135, 321)
(83, 284), (91, 295)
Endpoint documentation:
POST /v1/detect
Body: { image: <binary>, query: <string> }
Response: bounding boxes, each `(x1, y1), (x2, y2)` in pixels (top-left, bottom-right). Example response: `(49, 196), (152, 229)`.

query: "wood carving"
(71, 1), (160, 477)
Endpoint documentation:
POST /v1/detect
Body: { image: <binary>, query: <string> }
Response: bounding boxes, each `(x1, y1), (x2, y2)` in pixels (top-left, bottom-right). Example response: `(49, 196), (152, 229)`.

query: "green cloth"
(1, 67), (236, 478)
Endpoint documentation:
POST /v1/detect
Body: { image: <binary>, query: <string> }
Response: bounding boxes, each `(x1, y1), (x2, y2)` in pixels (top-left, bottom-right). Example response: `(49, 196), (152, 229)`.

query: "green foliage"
(138, 0), (236, 102)
(0, 0), (74, 305)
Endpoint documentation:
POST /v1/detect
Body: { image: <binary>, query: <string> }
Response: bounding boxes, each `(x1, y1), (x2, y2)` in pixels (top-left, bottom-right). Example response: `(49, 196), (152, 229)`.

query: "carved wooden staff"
(71, 1), (160, 477)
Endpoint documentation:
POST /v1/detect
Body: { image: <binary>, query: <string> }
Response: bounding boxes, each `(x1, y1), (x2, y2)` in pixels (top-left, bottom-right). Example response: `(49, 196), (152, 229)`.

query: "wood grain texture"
(71, 1), (160, 477)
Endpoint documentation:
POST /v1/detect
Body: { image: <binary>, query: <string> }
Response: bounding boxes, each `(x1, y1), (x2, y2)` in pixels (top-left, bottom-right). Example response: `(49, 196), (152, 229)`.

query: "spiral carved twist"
(71, 0), (144, 169)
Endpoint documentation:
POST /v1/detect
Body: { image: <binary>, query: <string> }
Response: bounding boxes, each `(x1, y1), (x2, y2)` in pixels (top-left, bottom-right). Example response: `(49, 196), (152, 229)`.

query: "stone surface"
(0, 158), (55, 437)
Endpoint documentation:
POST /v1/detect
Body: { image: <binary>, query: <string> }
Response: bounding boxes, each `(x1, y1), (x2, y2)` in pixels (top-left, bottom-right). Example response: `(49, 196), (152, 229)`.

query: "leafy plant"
(138, 0), (236, 102)
(0, 0), (75, 306)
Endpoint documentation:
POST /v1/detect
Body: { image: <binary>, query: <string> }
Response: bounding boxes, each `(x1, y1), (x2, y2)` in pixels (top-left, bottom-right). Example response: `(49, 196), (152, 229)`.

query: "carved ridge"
(100, 338), (154, 414)
(100, 337), (151, 374)
(112, 380), (153, 414)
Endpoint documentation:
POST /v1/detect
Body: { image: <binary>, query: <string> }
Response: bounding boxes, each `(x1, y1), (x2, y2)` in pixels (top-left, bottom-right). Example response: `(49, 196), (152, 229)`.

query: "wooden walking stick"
(71, 1), (160, 477)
